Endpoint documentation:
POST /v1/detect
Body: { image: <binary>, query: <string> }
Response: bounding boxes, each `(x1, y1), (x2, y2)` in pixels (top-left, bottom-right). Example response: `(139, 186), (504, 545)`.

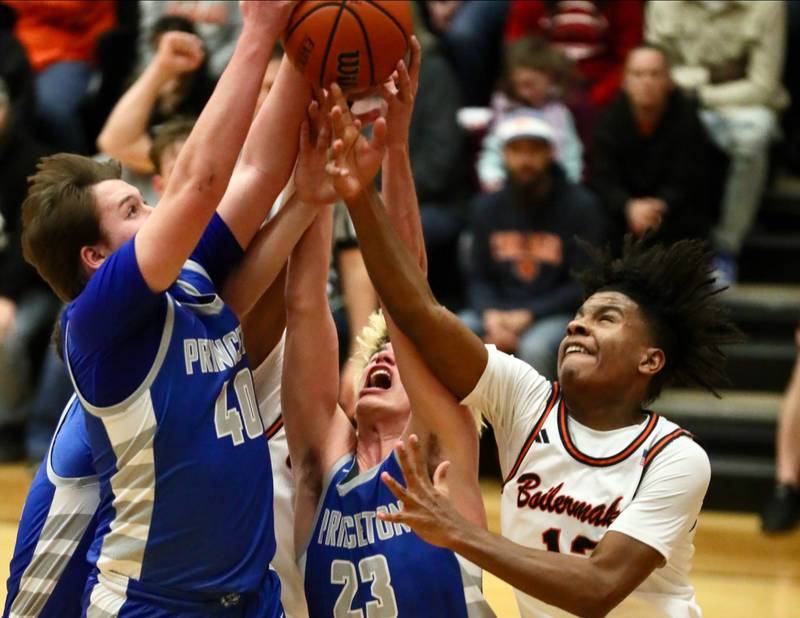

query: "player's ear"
(638, 347), (665, 377)
(79, 244), (107, 274)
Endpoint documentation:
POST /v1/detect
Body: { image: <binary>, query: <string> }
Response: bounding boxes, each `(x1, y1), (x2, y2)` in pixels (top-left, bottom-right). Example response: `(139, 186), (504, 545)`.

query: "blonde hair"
(352, 310), (391, 398)
(351, 310), (484, 433)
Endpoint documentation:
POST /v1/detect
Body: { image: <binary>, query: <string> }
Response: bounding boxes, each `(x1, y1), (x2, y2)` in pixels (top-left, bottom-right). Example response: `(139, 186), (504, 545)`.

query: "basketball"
(283, 0), (413, 92)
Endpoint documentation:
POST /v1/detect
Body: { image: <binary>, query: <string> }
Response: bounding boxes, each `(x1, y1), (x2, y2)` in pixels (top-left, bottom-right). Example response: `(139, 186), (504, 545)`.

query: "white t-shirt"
(462, 346), (710, 618)
(253, 333), (309, 618)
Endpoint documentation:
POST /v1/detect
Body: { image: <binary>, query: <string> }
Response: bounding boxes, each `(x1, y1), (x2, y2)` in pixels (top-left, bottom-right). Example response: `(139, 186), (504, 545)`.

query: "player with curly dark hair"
(326, 81), (741, 615)
(575, 236), (741, 402)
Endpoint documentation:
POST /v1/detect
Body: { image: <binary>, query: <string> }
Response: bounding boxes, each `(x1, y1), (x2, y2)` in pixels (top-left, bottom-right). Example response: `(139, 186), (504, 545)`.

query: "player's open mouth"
(564, 341), (595, 358)
(564, 344), (593, 356)
(366, 366), (392, 390)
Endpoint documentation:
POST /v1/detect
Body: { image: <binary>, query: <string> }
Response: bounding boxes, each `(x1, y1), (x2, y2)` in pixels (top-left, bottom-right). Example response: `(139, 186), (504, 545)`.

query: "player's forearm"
(169, 21), (275, 205)
(345, 186), (487, 400)
(382, 144), (426, 272)
(240, 269), (286, 369)
(224, 59), (312, 247)
(136, 23), (278, 291)
(285, 208), (334, 317)
(450, 523), (621, 618)
(345, 186), (436, 336)
(283, 209), (342, 467)
(240, 58), (309, 175)
(96, 61), (167, 172)
(222, 193), (318, 319)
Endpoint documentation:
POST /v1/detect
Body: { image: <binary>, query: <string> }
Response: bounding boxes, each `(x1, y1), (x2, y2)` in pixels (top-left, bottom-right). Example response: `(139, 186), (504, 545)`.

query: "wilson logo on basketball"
(337, 51), (360, 88)
(516, 472), (623, 528)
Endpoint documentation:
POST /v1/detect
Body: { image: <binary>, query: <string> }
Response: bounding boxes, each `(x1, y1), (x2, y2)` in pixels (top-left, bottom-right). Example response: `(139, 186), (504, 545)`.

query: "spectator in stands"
(0, 76), (58, 461)
(461, 113), (603, 378)
(504, 0), (644, 142)
(590, 45), (716, 253)
(0, 4), (36, 132)
(405, 29), (468, 307)
(148, 115), (194, 196)
(647, 0), (789, 285)
(138, 1), (242, 78)
(4, 0), (116, 153)
(762, 326), (800, 533)
(96, 22), (214, 175)
(423, 0), (510, 106)
(478, 35), (582, 190)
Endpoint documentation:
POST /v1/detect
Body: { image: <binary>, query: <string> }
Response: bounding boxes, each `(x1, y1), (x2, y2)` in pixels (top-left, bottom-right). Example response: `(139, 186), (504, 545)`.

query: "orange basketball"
(283, 0), (413, 92)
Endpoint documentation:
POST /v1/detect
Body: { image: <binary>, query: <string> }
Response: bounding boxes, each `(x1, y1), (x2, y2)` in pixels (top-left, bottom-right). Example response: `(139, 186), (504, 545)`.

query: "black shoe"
(761, 484), (800, 533)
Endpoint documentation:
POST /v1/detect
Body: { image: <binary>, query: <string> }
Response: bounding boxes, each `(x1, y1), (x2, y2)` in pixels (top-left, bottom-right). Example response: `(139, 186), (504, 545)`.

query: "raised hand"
(378, 434), (465, 549)
(239, 0), (295, 37)
(326, 83), (387, 201)
(381, 35), (422, 148)
(295, 89), (338, 207)
(154, 31), (205, 77)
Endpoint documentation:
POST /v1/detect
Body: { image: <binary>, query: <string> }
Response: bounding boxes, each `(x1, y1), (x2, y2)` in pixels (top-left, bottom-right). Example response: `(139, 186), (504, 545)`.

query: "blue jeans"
(517, 314), (572, 380)
(26, 351), (73, 461)
(0, 292), (59, 428)
(35, 60), (91, 152)
(459, 309), (571, 379)
(700, 106), (776, 255)
(420, 204), (463, 251)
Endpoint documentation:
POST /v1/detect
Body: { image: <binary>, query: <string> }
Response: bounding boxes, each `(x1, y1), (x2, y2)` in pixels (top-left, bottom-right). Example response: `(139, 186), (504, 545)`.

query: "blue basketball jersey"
(302, 453), (494, 617)
(65, 259), (278, 611)
(4, 395), (100, 618)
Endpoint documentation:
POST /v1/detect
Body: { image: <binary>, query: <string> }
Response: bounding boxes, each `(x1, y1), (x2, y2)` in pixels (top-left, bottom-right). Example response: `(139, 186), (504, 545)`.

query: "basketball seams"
(287, 0), (411, 89)
(319, 1), (348, 88)
(285, 2), (342, 41)
(342, 3), (375, 86)
(363, 0), (411, 49)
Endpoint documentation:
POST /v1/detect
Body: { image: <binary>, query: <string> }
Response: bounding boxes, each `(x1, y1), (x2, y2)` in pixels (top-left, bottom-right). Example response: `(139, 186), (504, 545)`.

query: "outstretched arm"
(134, 1), (294, 293)
(240, 267), (287, 370)
(283, 207), (356, 548)
(376, 41), (484, 525)
(380, 436), (665, 618)
(380, 37), (426, 271)
(215, 55), (312, 249)
(328, 83), (487, 401)
(222, 191), (314, 318)
(96, 31), (204, 173)
(222, 95), (337, 318)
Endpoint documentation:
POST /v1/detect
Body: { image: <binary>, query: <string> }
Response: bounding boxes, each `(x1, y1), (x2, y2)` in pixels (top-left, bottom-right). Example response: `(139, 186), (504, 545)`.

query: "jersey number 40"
(214, 368), (264, 445)
(332, 555), (398, 617)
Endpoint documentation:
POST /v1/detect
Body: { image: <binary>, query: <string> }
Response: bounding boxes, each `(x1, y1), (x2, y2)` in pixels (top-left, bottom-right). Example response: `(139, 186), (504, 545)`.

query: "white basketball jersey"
(253, 333), (309, 618)
(464, 347), (709, 618)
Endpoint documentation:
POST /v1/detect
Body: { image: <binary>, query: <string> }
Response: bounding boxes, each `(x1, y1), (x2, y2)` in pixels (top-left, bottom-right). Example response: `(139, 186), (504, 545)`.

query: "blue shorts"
(81, 569), (283, 617)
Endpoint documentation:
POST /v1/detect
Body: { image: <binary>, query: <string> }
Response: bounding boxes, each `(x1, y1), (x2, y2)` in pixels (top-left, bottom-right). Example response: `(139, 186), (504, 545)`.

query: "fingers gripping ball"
(284, 0), (413, 92)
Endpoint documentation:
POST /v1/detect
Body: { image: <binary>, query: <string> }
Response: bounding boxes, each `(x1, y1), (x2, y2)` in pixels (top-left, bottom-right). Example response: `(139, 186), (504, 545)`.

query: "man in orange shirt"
(4, 0), (116, 152)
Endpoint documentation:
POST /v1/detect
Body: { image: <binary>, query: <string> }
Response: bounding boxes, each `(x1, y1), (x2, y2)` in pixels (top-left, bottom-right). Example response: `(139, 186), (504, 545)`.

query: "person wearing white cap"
(460, 112), (604, 379)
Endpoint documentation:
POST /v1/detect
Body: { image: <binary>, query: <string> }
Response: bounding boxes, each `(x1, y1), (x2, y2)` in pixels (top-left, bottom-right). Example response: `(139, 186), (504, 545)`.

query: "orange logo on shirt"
(489, 232), (563, 281)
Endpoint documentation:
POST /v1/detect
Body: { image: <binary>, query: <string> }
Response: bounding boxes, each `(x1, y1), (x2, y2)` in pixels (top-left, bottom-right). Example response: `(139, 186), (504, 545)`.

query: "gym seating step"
(655, 388), (780, 511)
(704, 454), (775, 512)
(720, 284), (800, 338)
(739, 233), (800, 283)
(723, 341), (796, 392)
(654, 388), (781, 424)
(655, 388), (777, 456)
